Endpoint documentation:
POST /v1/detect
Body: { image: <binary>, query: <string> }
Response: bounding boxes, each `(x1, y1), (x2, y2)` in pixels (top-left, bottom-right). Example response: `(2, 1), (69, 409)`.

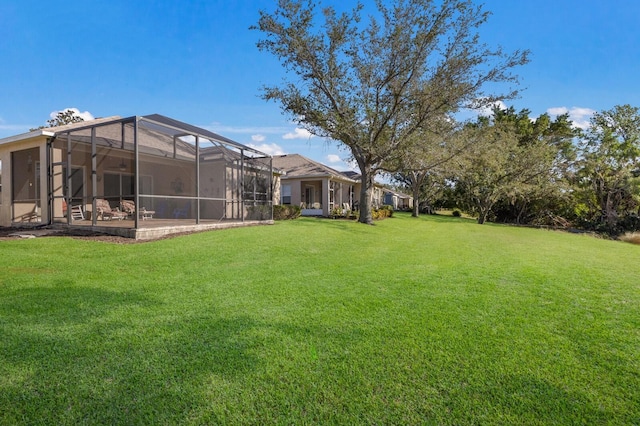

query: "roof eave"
(281, 173), (357, 183)
(0, 129), (55, 145)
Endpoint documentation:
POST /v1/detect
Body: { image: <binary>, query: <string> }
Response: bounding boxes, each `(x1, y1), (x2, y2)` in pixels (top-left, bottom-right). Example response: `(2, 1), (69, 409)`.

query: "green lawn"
(1, 214), (638, 425)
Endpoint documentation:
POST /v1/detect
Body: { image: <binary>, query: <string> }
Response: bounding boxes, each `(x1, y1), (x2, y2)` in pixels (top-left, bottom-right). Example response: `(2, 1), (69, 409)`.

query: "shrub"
(331, 205), (345, 218)
(452, 210), (462, 217)
(273, 205), (301, 220)
(247, 205), (273, 220)
(371, 206), (393, 220)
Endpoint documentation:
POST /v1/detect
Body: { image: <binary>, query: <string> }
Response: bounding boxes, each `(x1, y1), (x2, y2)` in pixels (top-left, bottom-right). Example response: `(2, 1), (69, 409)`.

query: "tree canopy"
(30, 109), (85, 131)
(451, 108), (575, 224)
(574, 104), (640, 233)
(254, 0), (529, 223)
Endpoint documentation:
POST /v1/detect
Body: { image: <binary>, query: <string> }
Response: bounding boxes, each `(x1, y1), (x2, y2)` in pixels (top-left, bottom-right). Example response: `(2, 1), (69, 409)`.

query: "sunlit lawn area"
(1, 213), (638, 424)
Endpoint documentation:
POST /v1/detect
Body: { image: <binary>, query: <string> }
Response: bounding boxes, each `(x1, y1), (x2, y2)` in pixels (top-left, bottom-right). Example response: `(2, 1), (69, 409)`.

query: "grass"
(1, 213), (639, 425)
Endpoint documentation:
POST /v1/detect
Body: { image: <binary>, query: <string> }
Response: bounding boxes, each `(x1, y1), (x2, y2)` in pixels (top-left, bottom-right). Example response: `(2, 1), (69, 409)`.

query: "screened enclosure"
(47, 115), (273, 236)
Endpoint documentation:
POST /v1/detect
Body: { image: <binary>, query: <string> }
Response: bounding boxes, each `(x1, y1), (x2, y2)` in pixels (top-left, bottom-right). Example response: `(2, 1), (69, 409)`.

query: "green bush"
(372, 206), (393, 220)
(273, 204), (301, 220)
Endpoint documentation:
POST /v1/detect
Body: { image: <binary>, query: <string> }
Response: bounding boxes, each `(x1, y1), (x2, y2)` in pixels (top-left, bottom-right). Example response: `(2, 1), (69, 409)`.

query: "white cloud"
(247, 143), (286, 156)
(283, 127), (313, 140)
(547, 107), (568, 116)
(205, 123), (291, 135)
(465, 99), (507, 118)
(326, 154), (341, 163)
(50, 107), (95, 121)
(458, 99), (507, 121)
(478, 100), (507, 117)
(547, 106), (595, 130)
(251, 134), (266, 142)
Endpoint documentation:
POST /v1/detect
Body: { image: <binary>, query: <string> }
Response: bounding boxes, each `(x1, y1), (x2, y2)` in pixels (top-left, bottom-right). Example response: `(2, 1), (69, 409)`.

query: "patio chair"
(70, 205), (85, 221)
(120, 200), (155, 220)
(120, 200), (136, 218)
(96, 199), (127, 221)
(342, 203), (351, 217)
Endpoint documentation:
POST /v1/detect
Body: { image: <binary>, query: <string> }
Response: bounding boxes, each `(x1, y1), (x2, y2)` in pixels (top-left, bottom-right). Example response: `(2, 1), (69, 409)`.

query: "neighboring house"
(383, 188), (414, 211)
(272, 154), (357, 217)
(339, 170), (387, 210)
(0, 114), (273, 239)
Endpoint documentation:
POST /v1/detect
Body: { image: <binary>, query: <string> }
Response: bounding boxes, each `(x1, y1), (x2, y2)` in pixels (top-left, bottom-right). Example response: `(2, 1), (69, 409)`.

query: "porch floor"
(53, 218), (274, 240)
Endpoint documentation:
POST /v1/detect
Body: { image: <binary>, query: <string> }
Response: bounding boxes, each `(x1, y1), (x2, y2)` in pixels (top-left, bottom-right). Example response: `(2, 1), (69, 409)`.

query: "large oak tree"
(254, 0), (529, 223)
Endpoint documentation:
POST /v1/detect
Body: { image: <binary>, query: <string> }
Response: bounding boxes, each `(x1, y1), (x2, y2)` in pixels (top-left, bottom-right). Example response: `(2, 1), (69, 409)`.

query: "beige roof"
(0, 116), (121, 146)
(272, 154), (357, 182)
(45, 116), (122, 133)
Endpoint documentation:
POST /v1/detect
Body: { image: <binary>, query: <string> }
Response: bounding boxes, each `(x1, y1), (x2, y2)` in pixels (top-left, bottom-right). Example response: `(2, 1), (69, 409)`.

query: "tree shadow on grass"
(0, 285), (261, 425)
(472, 374), (617, 424)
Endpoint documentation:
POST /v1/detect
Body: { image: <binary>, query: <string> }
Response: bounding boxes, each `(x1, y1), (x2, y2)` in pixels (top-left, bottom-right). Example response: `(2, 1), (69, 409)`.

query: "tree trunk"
(477, 209), (488, 224)
(358, 166), (375, 224)
(412, 183), (420, 217)
(410, 171), (427, 218)
(477, 198), (493, 224)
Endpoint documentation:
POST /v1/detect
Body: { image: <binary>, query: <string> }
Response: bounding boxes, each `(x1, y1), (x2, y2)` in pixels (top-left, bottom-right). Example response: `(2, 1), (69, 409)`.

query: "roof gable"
(272, 154), (357, 182)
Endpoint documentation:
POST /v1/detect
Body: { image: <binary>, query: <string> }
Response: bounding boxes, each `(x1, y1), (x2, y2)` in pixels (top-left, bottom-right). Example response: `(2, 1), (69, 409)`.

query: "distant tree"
(574, 104), (640, 234)
(489, 107), (578, 225)
(253, 0), (529, 224)
(451, 112), (558, 224)
(30, 109), (85, 131)
(392, 117), (463, 217)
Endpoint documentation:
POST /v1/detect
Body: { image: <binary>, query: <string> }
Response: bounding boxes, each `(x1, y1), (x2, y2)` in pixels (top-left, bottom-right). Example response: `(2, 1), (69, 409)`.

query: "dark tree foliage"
(488, 107), (578, 226)
(451, 108), (574, 225)
(574, 104), (640, 234)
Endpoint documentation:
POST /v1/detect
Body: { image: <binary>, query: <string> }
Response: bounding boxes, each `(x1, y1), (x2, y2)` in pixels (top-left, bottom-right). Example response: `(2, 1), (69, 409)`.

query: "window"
(103, 173), (151, 205)
(104, 172), (134, 200)
(281, 184), (291, 205)
(304, 185), (315, 208)
(243, 171), (269, 202)
(63, 167), (85, 202)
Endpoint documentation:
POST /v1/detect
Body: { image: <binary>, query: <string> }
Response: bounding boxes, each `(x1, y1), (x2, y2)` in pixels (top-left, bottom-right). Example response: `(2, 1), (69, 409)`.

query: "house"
(0, 114), (274, 239)
(383, 188), (414, 211)
(272, 154), (357, 216)
(272, 153), (400, 216)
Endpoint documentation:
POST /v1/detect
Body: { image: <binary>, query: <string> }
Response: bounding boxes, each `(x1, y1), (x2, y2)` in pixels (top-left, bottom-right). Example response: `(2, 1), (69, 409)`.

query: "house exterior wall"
(290, 180), (302, 206)
(278, 177), (357, 216)
(277, 177), (323, 214)
(352, 182), (384, 210)
(272, 174), (281, 206)
(0, 135), (48, 226)
(0, 145), (11, 226)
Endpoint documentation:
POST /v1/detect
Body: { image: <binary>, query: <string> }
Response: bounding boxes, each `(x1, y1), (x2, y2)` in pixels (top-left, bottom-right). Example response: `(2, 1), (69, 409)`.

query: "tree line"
(395, 104), (640, 235)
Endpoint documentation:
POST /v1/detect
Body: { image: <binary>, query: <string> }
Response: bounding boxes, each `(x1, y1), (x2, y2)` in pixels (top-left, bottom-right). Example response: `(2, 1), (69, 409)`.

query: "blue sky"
(1, 1), (639, 171)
